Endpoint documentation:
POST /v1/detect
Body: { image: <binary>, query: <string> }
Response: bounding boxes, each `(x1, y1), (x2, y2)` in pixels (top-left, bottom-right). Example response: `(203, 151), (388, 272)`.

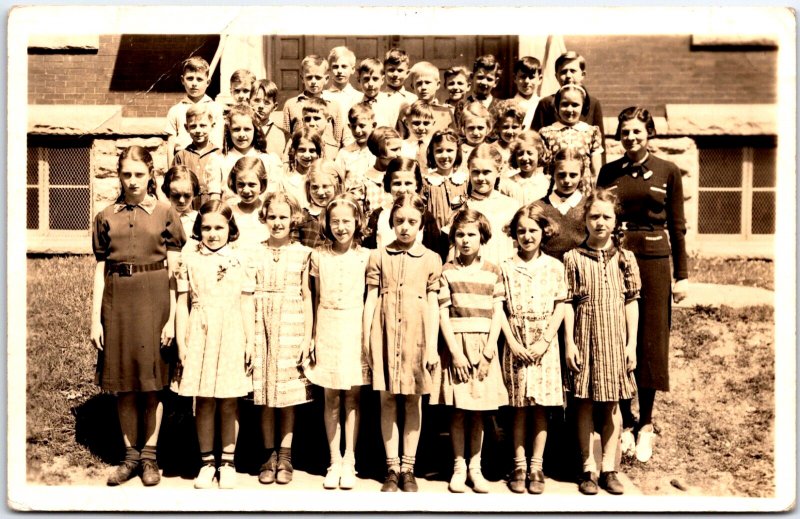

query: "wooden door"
(269, 35), (518, 107)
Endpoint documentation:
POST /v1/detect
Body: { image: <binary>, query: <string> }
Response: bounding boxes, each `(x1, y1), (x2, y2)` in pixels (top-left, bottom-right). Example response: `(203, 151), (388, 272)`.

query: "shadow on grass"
(72, 391), (201, 478)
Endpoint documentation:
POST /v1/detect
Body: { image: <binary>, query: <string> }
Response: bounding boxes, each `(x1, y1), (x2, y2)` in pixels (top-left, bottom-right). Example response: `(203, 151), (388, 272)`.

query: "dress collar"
(550, 120), (590, 131)
(621, 153), (653, 178)
(306, 205), (323, 217)
(548, 190), (583, 215)
(365, 167), (385, 184)
(196, 243), (234, 256)
(385, 241), (426, 257)
(576, 240), (618, 260)
(114, 194), (158, 214)
(454, 254), (482, 269)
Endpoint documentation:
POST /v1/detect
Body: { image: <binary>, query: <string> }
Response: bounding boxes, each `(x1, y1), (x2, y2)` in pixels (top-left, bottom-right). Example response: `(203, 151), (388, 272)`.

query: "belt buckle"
(119, 263), (134, 277)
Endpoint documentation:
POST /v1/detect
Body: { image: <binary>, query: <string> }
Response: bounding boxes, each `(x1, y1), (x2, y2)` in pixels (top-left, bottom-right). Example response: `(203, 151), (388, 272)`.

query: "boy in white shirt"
(511, 57), (543, 130)
(323, 46), (361, 146)
(335, 103), (378, 194)
(380, 48), (417, 129)
(165, 56), (225, 164)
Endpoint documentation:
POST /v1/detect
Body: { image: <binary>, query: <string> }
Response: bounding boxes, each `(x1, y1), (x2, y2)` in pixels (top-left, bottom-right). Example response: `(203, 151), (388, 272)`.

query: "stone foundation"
(91, 137), (169, 215)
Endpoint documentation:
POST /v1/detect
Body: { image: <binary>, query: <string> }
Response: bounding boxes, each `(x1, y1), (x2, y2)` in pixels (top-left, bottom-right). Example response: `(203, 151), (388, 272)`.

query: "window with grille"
(27, 139), (92, 235)
(697, 141), (775, 238)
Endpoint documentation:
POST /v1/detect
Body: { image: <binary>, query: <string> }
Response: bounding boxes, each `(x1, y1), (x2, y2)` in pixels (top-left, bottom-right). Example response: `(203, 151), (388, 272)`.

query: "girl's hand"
(90, 321), (104, 351)
(425, 349), (439, 372)
(160, 321), (175, 347)
(450, 352), (471, 383)
(530, 339), (549, 365)
(476, 356), (491, 381)
(672, 279), (689, 304)
(507, 337), (534, 365)
(245, 343), (253, 375)
(297, 339), (311, 366)
(625, 343), (637, 372)
(565, 341), (581, 373)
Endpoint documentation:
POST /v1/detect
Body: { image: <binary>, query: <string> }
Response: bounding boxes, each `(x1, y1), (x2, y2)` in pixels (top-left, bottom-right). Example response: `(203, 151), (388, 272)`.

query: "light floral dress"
(501, 254), (567, 407)
(175, 243), (254, 398)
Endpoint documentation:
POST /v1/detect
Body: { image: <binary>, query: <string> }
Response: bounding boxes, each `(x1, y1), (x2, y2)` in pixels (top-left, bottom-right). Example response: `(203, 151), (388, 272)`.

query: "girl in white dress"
(305, 193), (371, 490)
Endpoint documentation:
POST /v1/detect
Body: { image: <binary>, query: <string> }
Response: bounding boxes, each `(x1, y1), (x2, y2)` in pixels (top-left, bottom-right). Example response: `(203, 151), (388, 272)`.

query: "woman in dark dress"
(597, 107), (688, 463)
(91, 146), (186, 486)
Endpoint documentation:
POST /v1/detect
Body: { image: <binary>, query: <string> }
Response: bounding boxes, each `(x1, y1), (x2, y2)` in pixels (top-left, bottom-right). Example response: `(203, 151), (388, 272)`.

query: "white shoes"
(636, 425), (655, 463)
(194, 464), (216, 489)
(339, 462), (356, 490)
(218, 464), (237, 489)
(468, 467), (490, 494)
(323, 461), (342, 489)
(620, 428), (636, 458)
(448, 460), (468, 493)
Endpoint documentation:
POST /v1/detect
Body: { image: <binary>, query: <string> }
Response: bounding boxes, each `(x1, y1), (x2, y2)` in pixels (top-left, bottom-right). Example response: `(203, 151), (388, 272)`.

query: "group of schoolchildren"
(93, 44), (650, 497)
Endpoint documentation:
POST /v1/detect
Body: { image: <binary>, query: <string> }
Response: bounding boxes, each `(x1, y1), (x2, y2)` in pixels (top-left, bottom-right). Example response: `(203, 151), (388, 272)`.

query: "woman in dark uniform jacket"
(597, 107), (689, 463)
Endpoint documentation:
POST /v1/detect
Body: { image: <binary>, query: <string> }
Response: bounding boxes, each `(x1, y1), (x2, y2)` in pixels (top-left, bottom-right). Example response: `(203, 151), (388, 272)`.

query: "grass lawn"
(24, 255), (775, 497)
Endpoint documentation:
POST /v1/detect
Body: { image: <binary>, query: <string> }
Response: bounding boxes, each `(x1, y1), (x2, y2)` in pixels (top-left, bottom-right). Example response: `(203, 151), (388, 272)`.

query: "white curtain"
(518, 35), (566, 98)
(217, 35), (268, 99)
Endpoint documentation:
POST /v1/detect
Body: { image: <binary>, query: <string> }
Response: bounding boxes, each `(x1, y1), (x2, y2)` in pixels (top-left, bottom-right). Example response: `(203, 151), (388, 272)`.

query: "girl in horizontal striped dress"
(563, 189), (641, 496)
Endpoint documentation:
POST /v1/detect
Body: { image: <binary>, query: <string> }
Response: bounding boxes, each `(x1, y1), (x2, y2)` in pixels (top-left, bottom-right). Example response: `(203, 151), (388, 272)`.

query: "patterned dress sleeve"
(426, 252), (443, 293)
(92, 209), (110, 262)
(205, 154), (224, 196)
(563, 251), (578, 304)
(437, 267), (452, 309)
(551, 257), (568, 303)
(175, 251), (190, 293)
(365, 249), (382, 286)
(621, 249), (642, 303)
(491, 263), (506, 303)
(163, 206), (188, 251)
(240, 252), (257, 294)
(590, 125), (604, 155)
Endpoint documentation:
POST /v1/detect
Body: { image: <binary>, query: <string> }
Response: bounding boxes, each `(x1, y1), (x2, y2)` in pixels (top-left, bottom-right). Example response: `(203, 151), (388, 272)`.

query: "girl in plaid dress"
(563, 189), (641, 496)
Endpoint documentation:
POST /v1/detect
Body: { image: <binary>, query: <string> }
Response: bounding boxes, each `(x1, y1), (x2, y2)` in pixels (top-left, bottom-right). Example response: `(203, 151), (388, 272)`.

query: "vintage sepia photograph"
(7, 5), (796, 512)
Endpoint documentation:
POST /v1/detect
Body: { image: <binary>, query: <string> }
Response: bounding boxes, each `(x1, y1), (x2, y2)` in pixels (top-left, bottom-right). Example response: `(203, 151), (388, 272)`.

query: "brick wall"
(29, 34), (778, 121)
(28, 34), (220, 118)
(564, 35), (777, 119)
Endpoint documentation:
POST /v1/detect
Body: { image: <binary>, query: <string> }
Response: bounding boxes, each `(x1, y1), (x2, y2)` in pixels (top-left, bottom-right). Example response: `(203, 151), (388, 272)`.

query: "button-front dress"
(563, 243), (641, 402)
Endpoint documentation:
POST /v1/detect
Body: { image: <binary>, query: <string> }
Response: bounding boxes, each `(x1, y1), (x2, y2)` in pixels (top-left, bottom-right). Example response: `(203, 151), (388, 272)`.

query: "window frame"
(26, 137), (94, 248)
(696, 137), (776, 240)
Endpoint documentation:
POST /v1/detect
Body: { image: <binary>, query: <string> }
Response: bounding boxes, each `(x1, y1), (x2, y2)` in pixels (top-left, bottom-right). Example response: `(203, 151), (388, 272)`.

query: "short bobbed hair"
(322, 193), (365, 244)
(614, 106), (657, 141)
(192, 199), (240, 243)
(388, 192), (426, 230)
(227, 156), (268, 194)
(448, 207), (492, 245)
(383, 157), (423, 194)
(259, 190), (305, 230)
(504, 202), (559, 242)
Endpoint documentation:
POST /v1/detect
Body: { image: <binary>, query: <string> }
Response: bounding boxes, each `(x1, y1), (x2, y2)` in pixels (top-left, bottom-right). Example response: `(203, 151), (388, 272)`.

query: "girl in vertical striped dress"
(563, 189), (641, 496)
(252, 191), (314, 486)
